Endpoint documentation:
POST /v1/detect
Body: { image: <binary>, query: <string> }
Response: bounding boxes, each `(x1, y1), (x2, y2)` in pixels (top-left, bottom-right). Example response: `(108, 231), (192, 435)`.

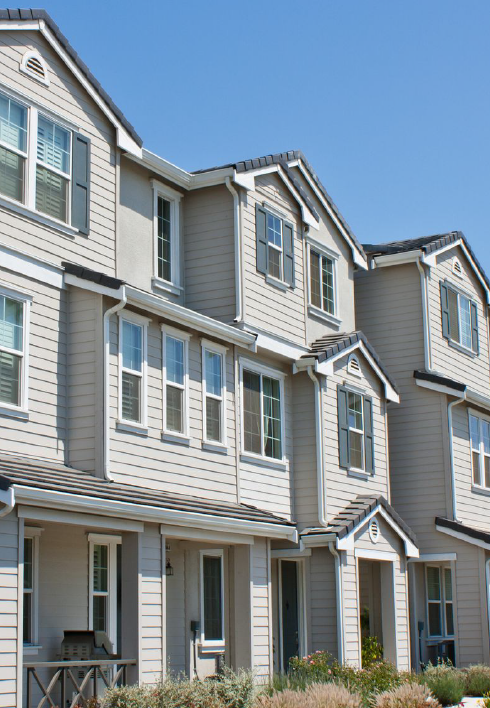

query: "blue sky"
(42, 0), (490, 270)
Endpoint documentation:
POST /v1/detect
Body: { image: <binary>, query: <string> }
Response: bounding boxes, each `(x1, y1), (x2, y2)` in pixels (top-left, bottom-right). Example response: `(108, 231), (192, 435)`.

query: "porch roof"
(0, 454), (295, 528)
(436, 516), (490, 550)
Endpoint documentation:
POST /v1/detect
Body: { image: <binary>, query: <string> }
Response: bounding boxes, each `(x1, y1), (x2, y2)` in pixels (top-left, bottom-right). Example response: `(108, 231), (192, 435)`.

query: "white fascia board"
(354, 548), (398, 561)
(64, 272), (125, 299)
(14, 485), (298, 541)
(336, 505), (419, 557)
(276, 166), (318, 230)
(422, 240), (490, 304)
(0, 241), (63, 289)
(160, 524), (254, 545)
(415, 377), (466, 399)
(436, 522), (490, 551)
(133, 151), (234, 191)
(125, 286), (256, 349)
(270, 547), (312, 558)
(372, 251), (421, 268)
(191, 168), (234, 189)
(465, 388), (490, 411)
(300, 532), (337, 547)
(17, 504), (143, 532)
(408, 553), (457, 563)
(421, 240), (462, 266)
(0, 485), (14, 517)
(245, 326), (309, 361)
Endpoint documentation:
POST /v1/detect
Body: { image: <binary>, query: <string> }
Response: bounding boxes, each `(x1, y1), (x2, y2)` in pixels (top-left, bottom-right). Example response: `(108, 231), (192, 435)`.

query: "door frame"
(278, 558), (307, 672)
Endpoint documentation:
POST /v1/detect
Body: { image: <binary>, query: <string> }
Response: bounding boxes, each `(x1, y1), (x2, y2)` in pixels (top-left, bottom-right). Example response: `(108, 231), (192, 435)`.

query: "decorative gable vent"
(453, 257), (463, 278)
(20, 51), (50, 86)
(369, 519), (379, 544)
(347, 354), (361, 377)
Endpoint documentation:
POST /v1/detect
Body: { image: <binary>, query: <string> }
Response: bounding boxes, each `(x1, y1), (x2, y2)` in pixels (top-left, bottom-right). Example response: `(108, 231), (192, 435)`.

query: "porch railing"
(24, 658), (137, 708)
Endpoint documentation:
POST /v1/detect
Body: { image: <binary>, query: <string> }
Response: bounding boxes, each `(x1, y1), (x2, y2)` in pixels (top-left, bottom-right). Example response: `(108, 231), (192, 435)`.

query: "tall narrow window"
(444, 568), (454, 636)
(0, 292), (26, 408)
(0, 93), (27, 202)
(469, 413), (490, 488)
(242, 365), (283, 460)
(157, 196), (171, 282)
(89, 535), (120, 651)
(440, 281), (478, 354)
(427, 566), (453, 637)
(152, 182), (182, 294)
(201, 551), (224, 644)
(348, 391), (364, 470)
(165, 334), (185, 434)
(202, 341), (226, 445)
(120, 316), (147, 425)
(338, 386), (374, 474)
(23, 537), (34, 643)
(310, 250), (335, 315)
(92, 544), (109, 633)
(36, 116), (71, 222)
(267, 213), (283, 280)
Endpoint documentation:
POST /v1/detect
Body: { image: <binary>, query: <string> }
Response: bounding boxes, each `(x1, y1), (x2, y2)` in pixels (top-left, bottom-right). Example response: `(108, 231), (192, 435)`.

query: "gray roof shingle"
(436, 516), (490, 546)
(0, 454), (295, 527)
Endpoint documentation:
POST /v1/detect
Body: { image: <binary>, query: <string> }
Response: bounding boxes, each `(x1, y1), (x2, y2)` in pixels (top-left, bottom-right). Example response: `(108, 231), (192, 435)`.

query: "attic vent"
(20, 51), (50, 86)
(348, 354), (361, 377)
(369, 519), (379, 544)
(453, 258), (463, 278)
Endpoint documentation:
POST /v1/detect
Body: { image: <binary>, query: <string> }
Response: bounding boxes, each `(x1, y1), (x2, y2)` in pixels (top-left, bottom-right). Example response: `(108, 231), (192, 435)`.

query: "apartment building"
(0, 9), (420, 708)
(356, 232), (490, 669)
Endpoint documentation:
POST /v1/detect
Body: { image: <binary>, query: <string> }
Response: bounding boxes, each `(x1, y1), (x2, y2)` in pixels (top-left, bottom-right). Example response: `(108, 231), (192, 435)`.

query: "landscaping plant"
(420, 662), (465, 706)
(256, 682), (362, 708)
(464, 664), (490, 696)
(374, 682), (440, 708)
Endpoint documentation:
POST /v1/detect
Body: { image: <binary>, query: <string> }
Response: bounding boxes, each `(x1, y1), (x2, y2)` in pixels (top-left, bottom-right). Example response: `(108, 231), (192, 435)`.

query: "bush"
(464, 664), (490, 696)
(420, 663), (465, 706)
(361, 637), (384, 668)
(257, 682), (362, 708)
(375, 682), (440, 708)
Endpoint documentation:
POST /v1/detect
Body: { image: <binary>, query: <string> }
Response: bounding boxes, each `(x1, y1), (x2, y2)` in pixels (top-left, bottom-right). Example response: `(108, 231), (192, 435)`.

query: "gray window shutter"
(283, 221), (294, 287)
(471, 301), (479, 353)
(440, 281), (450, 340)
(364, 396), (374, 474)
(71, 132), (90, 234)
(337, 385), (350, 469)
(255, 205), (267, 275)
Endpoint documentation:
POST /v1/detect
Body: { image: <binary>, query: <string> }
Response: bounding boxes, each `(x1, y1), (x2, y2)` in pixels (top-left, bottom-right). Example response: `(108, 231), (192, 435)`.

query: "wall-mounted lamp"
(166, 559), (174, 577)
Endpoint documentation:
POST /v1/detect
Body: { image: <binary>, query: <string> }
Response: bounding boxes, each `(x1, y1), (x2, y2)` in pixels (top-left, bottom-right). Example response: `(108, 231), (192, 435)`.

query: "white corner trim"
(408, 553), (457, 563)
(436, 522), (490, 551)
(0, 242), (63, 289)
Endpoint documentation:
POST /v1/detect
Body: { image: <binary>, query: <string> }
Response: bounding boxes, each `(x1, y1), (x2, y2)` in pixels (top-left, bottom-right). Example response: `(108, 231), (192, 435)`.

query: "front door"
(281, 560), (300, 671)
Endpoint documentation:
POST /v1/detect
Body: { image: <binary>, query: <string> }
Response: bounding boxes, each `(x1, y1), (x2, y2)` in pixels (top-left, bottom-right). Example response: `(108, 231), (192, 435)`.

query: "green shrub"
(361, 637), (384, 668)
(464, 664), (490, 696)
(420, 662), (465, 706)
(256, 682), (362, 708)
(375, 682), (440, 708)
(480, 691), (490, 708)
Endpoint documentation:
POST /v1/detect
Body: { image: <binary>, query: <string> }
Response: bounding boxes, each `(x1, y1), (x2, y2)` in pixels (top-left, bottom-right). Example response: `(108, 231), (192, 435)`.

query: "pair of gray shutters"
(337, 385), (374, 474)
(440, 280), (479, 353)
(71, 132), (91, 235)
(255, 204), (295, 287)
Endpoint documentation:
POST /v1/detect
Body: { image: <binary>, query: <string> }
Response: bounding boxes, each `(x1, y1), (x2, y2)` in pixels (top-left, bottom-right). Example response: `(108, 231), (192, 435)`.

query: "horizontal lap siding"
(0, 512), (18, 708)
(0, 31), (117, 272)
(292, 372), (318, 529)
(429, 248), (490, 397)
(140, 525), (164, 684)
(0, 268), (67, 462)
(166, 546), (185, 675)
(251, 538), (271, 680)
(309, 548), (337, 656)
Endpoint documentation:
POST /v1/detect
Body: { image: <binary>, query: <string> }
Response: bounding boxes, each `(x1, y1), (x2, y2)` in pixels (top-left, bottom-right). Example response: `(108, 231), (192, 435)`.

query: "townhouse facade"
(356, 233), (490, 669)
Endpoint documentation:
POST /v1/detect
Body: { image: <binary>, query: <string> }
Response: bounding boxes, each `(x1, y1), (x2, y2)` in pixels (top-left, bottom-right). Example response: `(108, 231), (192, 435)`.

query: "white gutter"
(0, 485), (15, 517)
(225, 177), (244, 324)
(416, 258), (432, 371)
(103, 286), (127, 480)
(328, 541), (344, 663)
(306, 366), (328, 527)
(448, 393), (465, 522)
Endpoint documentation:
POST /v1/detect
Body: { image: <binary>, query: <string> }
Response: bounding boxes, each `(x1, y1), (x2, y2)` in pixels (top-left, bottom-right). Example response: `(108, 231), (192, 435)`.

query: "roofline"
(436, 517), (490, 551)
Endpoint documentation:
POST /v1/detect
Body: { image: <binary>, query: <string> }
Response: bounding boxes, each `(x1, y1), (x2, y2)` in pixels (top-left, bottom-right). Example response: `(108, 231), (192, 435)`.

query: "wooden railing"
(24, 658), (137, 708)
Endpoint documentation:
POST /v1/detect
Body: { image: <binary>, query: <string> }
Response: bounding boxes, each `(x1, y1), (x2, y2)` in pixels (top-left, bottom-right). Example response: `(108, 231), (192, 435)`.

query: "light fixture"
(166, 559), (174, 577)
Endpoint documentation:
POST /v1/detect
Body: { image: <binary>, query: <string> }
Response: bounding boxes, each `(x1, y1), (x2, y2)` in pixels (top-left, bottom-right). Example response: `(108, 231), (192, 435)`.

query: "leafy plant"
(464, 664), (490, 696)
(361, 636), (384, 668)
(480, 691), (490, 708)
(375, 682), (441, 708)
(420, 662), (465, 706)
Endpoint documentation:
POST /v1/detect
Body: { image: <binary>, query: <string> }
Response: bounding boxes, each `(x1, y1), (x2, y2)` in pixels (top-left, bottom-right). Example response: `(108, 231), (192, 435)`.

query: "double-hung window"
(0, 287), (30, 411)
(241, 362), (284, 461)
(200, 550), (225, 647)
(338, 386), (374, 474)
(440, 281), (479, 354)
(426, 565), (454, 638)
(202, 340), (227, 445)
(162, 326), (190, 437)
(0, 88), (90, 231)
(309, 249), (335, 315)
(119, 313), (148, 427)
(255, 204), (294, 287)
(152, 180), (182, 295)
(469, 412), (490, 489)
(89, 534), (120, 651)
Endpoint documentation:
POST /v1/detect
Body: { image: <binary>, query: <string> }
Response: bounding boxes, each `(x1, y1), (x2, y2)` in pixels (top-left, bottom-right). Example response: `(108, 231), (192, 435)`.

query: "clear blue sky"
(41, 0), (490, 270)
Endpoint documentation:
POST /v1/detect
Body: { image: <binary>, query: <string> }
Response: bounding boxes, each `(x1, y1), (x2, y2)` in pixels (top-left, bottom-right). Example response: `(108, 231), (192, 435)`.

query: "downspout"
(329, 541), (344, 664)
(447, 393), (465, 522)
(306, 366), (327, 527)
(225, 177), (244, 324)
(416, 258), (432, 371)
(103, 287), (127, 480)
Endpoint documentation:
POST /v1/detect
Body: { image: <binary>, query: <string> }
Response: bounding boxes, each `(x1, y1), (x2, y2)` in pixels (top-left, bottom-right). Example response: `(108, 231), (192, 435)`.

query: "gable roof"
(436, 516), (490, 551)
(194, 150), (366, 263)
(0, 8), (143, 148)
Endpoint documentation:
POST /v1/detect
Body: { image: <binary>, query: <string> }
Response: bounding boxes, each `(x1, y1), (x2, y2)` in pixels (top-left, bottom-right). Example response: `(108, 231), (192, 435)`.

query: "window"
(23, 527), (41, 649)
(89, 534), (120, 651)
(241, 362), (284, 460)
(202, 340), (227, 445)
(200, 550), (224, 646)
(152, 180), (182, 294)
(119, 313), (148, 427)
(310, 250), (335, 315)
(0, 287), (30, 411)
(0, 88), (90, 230)
(338, 385), (374, 474)
(469, 413), (490, 488)
(440, 281), (478, 354)
(426, 566), (454, 638)
(162, 327), (190, 436)
(255, 204), (294, 286)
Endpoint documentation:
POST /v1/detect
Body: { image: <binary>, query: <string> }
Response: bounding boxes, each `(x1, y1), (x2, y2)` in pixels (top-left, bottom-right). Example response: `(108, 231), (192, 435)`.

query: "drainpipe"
(225, 177), (244, 324)
(0, 485), (15, 518)
(416, 258), (432, 371)
(329, 541), (345, 664)
(447, 394), (465, 522)
(306, 366), (327, 527)
(103, 287), (127, 480)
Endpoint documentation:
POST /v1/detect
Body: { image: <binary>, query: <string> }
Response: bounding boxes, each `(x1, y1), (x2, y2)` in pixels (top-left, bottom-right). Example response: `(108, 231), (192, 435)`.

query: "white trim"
(202, 339), (227, 446)
(372, 251), (420, 268)
(88, 536), (119, 651)
(347, 354), (362, 378)
(23, 529), (40, 648)
(18, 505), (143, 532)
(87, 532), (122, 544)
(436, 522), (490, 551)
(468, 409), (490, 490)
(151, 277), (183, 297)
(152, 180), (182, 291)
(354, 548), (397, 561)
(408, 553), (457, 563)
(162, 325), (190, 437)
(307, 304), (342, 327)
(415, 377), (465, 398)
(277, 558), (306, 672)
(160, 524), (253, 545)
(425, 564), (454, 640)
(20, 50), (49, 86)
(118, 311), (149, 427)
(0, 284), (31, 412)
(422, 239), (490, 303)
(241, 324), (308, 360)
(64, 272), (124, 299)
(200, 549), (225, 648)
(336, 506), (419, 557)
(305, 235), (341, 261)
(306, 241), (340, 322)
(270, 548), (311, 558)
(0, 242), (63, 289)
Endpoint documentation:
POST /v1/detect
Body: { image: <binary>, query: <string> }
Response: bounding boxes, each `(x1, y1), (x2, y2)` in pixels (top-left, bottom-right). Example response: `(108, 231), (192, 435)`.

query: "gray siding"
(0, 512), (18, 708)
(292, 372), (318, 528)
(309, 547), (338, 657)
(140, 525), (165, 683)
(251, 538), (272, 680)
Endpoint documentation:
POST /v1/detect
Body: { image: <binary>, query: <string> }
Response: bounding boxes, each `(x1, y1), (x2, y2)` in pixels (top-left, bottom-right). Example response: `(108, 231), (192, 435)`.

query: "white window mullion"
(259, 373), (265, 457)
(27, 107), (37, 212)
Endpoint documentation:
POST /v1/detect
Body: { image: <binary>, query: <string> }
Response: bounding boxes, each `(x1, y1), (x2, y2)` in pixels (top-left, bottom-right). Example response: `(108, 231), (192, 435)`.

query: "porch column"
(0, 511), (20, 708)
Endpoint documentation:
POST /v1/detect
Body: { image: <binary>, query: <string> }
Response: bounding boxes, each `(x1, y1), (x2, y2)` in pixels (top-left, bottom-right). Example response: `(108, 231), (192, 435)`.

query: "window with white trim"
(309, 249), (335, 315)
(202, 341), (226, 444)
(426, 565), (454, 638)
(469, 412), (490, 488)
(440, 280), (478, 354)
(23, 531), (40, 647)
(255, 204), (294, 286)
(89, 534), (120, 651)
(152, 181), (182, 293)
(200, 550), (224, 646)
(162, 327), (189, 436)
(0, 287), (30, 411)
(338, 385), (374, 474)
(119, 314), (148, 426)
(241, 362), (284, 460)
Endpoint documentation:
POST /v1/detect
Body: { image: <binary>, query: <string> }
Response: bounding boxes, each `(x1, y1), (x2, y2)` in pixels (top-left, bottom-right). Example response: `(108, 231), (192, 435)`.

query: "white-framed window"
(162, 325), (190, 437)
(426, 565), (454, 638)
(88, 534), (121, 651)
(240, 359), (285, 461)
(118, 311), (149, 427)
(202, 339), (227, 445)
(255, 204), (294, 287)
(469, 411), (490, 489)
(200, 549), (225, 648)
(338, 385), (374, 475)
(267, 212), (283, 280)
(0, 285), (31, 412)
(152, 179), (182, 295)
(23, 526), (42, 649)
(440, 280), (478, 354)
(306, 241), (340, 324)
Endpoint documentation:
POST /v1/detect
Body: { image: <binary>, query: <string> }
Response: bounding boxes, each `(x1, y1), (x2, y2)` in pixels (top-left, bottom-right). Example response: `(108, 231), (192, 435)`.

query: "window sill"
(0, 194), (79, 238)
(472, 484), (490, 497)
(308, 304), (341, 327)
(152, 277), (183, 297)
(0, 404), (29, 420)
(347, 468), (372, 480)
(202, 441), (229, 455)
(116, 420), (149, 436)
(199, 642), (226, 654)
(265, 275), (291, 292)
(240, 453), (287, 471)
(446, 338), (477, 358)
(23, 644), (42, 655)
(161, 431), (190, 446)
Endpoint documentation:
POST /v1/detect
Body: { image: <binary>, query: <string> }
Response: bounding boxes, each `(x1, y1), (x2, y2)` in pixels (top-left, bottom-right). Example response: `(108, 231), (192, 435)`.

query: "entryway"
(358, 558), (397, 666)
(279, 560), (304, 671)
